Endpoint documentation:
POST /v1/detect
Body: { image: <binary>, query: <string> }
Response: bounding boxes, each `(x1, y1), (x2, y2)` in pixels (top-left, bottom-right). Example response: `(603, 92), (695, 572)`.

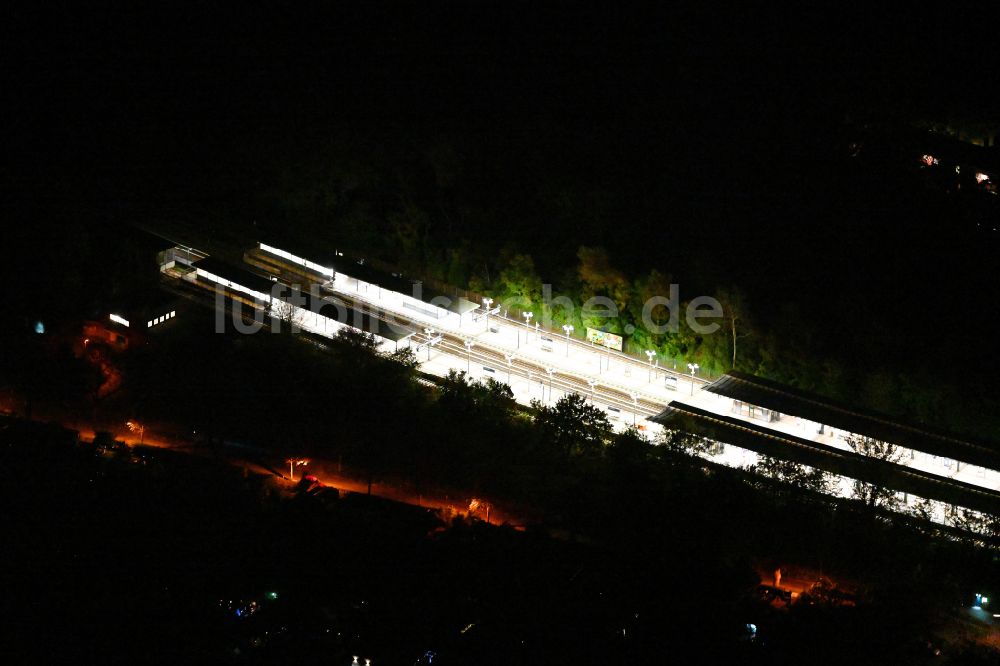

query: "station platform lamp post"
(482, 297), (493, 331)
(423, 327), (442, 362)
(687, 362), (700, 396)
(562, 324), (574, 356)
(464, 339), (475, 373)
(504, 353), (516, 384)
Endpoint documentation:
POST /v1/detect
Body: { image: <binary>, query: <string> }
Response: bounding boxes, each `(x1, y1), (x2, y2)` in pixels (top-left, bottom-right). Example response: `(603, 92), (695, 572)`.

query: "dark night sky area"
(6, 3), (996, 183)
(3, 4), (994, 195)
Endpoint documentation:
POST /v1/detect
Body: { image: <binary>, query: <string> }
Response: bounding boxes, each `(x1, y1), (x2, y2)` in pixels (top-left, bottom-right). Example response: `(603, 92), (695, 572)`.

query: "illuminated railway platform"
(674, 371), (1000, 493)
(165, 254), (412, 353)
(656, 372), (1000, 530)
(164, 240), (1000, 533)
(247, 242), (708, 412)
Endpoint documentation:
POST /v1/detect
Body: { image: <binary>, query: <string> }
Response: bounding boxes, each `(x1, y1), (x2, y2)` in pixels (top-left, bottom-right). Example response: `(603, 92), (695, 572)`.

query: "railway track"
(325, 290), (670, 420)
(168, 246), (678, 423)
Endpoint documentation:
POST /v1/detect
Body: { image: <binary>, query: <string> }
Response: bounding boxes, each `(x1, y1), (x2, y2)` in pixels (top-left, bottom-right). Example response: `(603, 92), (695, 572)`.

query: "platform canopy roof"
(339, 259), (479, 315)
(653, 401), (1000, 517)
(256, 240), (479, 316)
(194, 256), (278, 297)
(294, 290), (413, 342)
(703, 371), (1000, 472)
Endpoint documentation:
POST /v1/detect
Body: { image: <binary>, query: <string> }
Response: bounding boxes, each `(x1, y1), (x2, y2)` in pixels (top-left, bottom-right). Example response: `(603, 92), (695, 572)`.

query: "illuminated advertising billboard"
(586, 327), (623, 351)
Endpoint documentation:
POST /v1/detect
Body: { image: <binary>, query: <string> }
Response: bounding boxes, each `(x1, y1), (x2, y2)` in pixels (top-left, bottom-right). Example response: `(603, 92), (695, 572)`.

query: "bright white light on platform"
(259, 242), (334, 277)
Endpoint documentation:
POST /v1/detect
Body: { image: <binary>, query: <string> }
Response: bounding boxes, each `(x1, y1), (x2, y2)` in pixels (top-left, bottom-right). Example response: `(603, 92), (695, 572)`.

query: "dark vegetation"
(2, 401), (999, 664)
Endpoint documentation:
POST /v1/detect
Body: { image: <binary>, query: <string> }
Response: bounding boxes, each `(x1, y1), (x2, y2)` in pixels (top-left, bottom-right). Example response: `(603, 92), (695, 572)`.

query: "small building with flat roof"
(84, 289), (184, 350)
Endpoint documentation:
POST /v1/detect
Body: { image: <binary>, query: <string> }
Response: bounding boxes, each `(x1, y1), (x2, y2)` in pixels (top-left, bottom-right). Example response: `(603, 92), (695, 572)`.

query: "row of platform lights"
(248, 247), (692, 431)
(424, 322), (557, 405)
(258, 245), (690, 391)
(513, 306), (701, 390)
(483, 299), (690, 416)
(447, 319), (648, 419)
(459, 319), (559, 403)
(260, 245), (699, 403)
(511, 306), (681, 386)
